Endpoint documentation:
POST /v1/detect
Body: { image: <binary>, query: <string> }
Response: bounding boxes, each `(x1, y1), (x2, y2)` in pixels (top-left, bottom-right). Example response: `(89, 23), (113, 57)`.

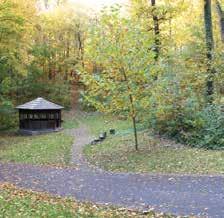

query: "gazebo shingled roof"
(16, 97), (64, 110)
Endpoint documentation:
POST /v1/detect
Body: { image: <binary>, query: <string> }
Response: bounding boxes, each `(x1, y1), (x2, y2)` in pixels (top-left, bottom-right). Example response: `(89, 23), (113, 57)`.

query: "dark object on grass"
(90, 141), (96, 145)
(91, 138), (101, 145)
(91, 132), (107, 145)
(110, 129), (116, 135)
(99, 132), (107, 140)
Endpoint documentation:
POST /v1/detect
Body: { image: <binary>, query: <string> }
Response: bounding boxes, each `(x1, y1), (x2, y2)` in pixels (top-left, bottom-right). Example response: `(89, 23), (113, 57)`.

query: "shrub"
(191, 105), (224, 149)
(146, 70), (224, 149)
(0, 99), (18, 130)
(148, 73), (203, 140)
(149, 98), (224, 149)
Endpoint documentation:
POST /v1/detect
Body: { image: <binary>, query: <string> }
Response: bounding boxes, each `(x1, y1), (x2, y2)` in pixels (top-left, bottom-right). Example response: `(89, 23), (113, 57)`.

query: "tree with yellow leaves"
(82, 6), (158, 150)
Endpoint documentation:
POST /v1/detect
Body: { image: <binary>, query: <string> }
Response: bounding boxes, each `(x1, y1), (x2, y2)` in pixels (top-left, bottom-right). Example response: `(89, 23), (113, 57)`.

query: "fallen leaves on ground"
(0, 183), (176, 218)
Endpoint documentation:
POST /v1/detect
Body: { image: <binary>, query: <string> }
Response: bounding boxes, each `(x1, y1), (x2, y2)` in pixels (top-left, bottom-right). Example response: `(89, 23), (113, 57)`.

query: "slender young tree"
(204, 0), (215, 102)
(82, 7), (155, 150)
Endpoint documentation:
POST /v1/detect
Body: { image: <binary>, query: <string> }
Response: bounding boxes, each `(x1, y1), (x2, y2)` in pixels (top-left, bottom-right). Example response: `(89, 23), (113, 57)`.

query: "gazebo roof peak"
(16, 97), (64, 110)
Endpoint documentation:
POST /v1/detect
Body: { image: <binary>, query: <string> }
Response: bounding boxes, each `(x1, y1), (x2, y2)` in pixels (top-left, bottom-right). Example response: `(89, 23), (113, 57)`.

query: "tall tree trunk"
(216, 0), (224, 43)
(77, 31), (84, 68)
(151, 0), (160, 61)
(169, 17), (172, 39)
(129, 95), (138, 151)
(66, 39), (70, 58)
(204, 0), (215, 102)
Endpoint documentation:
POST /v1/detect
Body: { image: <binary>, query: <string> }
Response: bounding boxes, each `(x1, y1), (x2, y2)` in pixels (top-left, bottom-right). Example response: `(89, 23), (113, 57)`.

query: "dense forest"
(0, 0), (224, 149)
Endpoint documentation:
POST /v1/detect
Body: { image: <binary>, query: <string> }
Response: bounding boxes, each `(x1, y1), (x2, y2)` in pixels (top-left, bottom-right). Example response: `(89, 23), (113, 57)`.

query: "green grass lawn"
(80, 113), (132, 136)
(0, 132), (73, 165)
(63, 110), (79, 129)
(0, 183), (170, 218)
(63, 118), (79, 129)
(83, 115), (224, 175)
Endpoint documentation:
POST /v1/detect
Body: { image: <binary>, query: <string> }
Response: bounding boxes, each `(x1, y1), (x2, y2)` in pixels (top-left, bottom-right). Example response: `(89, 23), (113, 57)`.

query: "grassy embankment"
(83, 114), (224, 174)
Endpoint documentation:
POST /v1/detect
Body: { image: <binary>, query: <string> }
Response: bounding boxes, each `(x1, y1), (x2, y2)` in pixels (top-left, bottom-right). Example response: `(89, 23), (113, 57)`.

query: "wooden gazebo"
(16, 97), (64, 135)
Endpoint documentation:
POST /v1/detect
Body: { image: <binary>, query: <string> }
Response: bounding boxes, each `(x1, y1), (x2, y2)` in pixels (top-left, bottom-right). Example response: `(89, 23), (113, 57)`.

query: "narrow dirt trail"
(70, 124), (93, 169)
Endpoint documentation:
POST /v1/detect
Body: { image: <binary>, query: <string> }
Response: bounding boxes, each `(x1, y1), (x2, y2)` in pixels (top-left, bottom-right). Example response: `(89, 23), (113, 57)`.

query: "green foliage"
(0, 1), (89, 129)
(148, 80), (224, 149)
(1, 0), (224, 151)
(82, 5), (159, 149)
(147, 71), (202, 138)
(47, 81), (71, 108)
(189, 105), (224, 149)
(0, 0), (34, 129)
(0, 98), (17, 130)
(83, 5), (154, 114)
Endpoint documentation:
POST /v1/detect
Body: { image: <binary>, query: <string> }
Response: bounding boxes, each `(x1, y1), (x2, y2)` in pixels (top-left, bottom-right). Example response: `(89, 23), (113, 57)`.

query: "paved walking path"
(1, 125), (224, 217)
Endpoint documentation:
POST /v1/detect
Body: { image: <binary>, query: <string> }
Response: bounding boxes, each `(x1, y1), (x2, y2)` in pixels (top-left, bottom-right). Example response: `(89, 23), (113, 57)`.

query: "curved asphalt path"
(1, 125), (224, 217)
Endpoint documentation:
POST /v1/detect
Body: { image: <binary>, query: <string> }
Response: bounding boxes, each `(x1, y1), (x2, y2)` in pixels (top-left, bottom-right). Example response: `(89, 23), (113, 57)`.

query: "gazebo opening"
(16, 97), (64, 135)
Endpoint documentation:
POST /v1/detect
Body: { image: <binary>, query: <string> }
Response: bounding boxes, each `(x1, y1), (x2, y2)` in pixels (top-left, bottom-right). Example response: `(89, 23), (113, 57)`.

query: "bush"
(190, 105), (224, 149)
(149, 98), (224, 149)
(48, 81), (71, 109)
(148, 73), (203, 138)
(79, 91), (98, 112)
(0, 99), (18, 130)
(147, 71), (224, 149)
